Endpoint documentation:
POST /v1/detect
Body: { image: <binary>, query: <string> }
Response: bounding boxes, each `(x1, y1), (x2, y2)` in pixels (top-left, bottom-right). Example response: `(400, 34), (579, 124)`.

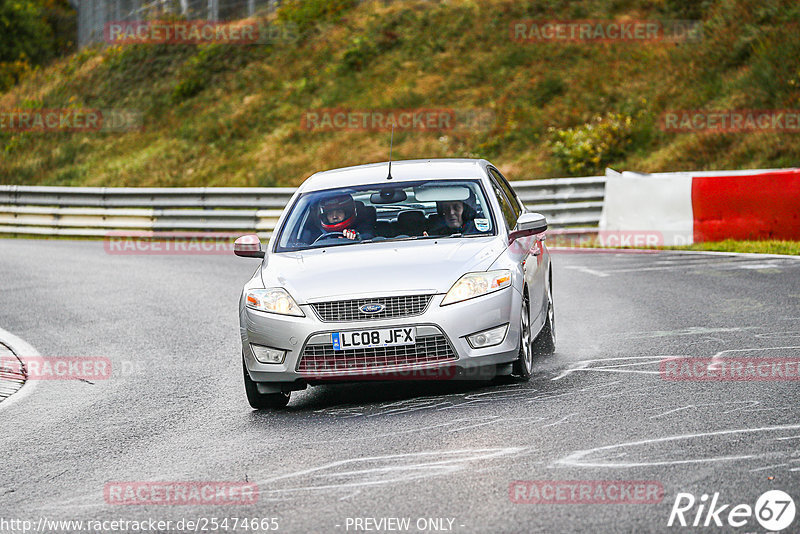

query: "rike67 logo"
(668, 490), (795, 531)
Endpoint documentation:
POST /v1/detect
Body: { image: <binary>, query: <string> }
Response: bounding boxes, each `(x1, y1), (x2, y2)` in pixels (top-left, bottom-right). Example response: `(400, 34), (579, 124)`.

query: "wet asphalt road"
(1, 238), (799, 533)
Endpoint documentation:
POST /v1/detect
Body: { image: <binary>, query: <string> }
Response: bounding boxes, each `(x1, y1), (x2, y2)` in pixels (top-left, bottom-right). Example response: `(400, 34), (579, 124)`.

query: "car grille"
(311, 295), (433, 322)
(297, 334), (456, 374)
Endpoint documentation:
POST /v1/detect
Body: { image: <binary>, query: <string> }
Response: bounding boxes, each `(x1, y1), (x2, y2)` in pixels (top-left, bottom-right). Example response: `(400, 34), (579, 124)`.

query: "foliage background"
(0, 0), (798, 186)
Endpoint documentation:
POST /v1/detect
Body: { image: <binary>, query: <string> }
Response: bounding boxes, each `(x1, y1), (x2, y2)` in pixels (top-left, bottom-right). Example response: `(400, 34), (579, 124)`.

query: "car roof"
(297, 159), (492, 193)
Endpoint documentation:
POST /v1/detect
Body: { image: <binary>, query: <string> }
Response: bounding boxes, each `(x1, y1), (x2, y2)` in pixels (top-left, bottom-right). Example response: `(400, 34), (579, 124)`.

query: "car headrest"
(396, 210), (426, 236)
(463, 203), (477, 222)
(361, 204), (377, 225)
(397, 210), (426, 228)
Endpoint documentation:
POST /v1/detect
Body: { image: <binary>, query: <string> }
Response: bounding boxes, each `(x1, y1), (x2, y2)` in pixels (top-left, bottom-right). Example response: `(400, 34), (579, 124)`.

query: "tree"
(0, 0), (55, 65)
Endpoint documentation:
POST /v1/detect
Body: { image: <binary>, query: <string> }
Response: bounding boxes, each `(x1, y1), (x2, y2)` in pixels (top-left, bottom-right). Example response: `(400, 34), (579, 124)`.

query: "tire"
(512, 289), (533, 381)
(531, 272), (556, 356)
(242, 357), (290, 409)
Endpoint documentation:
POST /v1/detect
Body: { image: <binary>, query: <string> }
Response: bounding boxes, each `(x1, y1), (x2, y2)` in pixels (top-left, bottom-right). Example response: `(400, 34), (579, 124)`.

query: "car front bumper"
(241, 287), (522, 387)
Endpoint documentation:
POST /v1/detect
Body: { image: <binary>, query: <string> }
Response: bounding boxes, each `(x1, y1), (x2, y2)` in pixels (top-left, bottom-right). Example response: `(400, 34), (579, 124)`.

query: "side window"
(489, 168), (523, 220)
(488, 171), (519, 229)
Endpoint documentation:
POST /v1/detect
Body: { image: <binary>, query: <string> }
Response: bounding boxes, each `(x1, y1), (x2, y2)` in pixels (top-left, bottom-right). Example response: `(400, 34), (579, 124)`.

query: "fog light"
(466, 324), (509, 349)
(250, 344), (286, 364)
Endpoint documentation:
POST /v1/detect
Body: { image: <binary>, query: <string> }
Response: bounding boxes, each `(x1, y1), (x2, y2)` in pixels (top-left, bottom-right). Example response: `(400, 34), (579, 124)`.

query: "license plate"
(332, 327), (416, 351)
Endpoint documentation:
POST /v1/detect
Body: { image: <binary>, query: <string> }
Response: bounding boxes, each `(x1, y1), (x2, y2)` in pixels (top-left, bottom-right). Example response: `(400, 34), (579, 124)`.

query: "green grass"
(551, 238), (800, 256)
(666, 240), (800, 256)
(1, 0), (800, 187)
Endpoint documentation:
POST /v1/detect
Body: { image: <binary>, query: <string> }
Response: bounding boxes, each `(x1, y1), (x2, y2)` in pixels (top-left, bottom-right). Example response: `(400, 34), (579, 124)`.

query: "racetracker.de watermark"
(0, 517), (279, 533)
(104, 20), (297, 45)
(301, 366), (460, 381)
(0, 109), (142, 133)
(299, 363), (512, 382)
(510, 480), (664, 504)
(104, 232), (241, 255)
(661, 109), (800, 133)
(0, 356), (112, 381)
(661, 358), (800, 381)
(510, 19), (702, 43)
(548, 230), (664, 249)
(104, 482), (259, 505)
(301, 108), (495, 132)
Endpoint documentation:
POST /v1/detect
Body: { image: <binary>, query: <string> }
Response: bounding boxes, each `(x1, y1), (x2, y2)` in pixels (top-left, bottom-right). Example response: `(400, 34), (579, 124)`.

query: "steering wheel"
(311, 232), (345, 245)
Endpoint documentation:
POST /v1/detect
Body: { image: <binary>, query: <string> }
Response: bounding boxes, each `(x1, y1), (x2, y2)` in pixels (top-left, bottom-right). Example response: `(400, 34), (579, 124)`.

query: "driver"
(318, 194), (371, 241)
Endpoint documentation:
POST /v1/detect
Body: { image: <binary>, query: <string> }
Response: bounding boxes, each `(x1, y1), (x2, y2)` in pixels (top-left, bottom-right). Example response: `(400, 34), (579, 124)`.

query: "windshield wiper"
(358, 235), (435, 245)
(360, 236), (420, 244)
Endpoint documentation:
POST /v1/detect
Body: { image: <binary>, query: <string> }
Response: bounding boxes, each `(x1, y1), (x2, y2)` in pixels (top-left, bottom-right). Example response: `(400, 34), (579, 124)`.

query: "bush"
(0, 60), (33, 92)
(532, 76), (566, 107)
(340, 35), (378, 72)
(549, 113), (636, 175)
(0, 0), (54, 64)
(38, 0), (77, 55)
(171, 44), (257, 103)
(744, 26), (800, 107)
(0, 0), (56, 90)
(658, 0), (717, 19)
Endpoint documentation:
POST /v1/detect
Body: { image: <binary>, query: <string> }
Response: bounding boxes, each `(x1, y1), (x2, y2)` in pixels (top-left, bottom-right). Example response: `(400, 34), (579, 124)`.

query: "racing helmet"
(319, 193), (357, 232)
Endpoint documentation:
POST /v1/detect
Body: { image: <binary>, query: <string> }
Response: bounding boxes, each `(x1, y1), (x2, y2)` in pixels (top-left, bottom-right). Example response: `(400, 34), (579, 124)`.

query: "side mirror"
(508, 212), (547, 243)
(234, 234), (265, 258)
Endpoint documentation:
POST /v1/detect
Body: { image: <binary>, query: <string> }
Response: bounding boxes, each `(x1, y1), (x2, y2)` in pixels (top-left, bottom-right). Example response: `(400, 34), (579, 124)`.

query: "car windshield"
(275, 179), (495, 252)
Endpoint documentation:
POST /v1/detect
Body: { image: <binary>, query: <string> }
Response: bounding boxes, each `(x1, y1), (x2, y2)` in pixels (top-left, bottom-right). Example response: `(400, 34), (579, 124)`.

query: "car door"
(488, 167), (548, 329)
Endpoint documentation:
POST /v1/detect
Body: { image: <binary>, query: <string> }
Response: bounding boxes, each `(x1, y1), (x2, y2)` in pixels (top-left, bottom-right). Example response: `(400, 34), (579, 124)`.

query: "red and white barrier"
(600, 168), (800, 245)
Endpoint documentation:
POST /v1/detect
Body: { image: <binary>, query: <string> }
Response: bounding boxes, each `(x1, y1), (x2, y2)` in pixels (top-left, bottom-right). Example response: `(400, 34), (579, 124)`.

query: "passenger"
(428, 200), (479, 236)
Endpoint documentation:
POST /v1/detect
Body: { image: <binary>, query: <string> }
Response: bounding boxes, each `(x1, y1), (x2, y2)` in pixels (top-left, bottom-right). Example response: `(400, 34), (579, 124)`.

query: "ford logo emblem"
(360, 303), (384, 314)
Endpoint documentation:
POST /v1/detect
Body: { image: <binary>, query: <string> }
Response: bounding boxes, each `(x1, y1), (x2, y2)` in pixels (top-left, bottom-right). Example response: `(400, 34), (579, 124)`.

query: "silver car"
(234, 159), (555, 408)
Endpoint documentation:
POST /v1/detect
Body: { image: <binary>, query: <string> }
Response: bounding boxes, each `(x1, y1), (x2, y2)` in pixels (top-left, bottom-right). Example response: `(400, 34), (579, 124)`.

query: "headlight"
(441, 270), (512, 306)
(245, 288), (304, 317)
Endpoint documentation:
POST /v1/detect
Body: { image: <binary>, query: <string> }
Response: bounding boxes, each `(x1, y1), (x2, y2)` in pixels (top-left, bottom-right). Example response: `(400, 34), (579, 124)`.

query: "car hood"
(261, 237), (505, 303)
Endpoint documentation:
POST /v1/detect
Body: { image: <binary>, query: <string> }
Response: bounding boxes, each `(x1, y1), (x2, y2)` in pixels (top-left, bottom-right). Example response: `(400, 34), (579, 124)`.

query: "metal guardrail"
(0, 177), (606, 238)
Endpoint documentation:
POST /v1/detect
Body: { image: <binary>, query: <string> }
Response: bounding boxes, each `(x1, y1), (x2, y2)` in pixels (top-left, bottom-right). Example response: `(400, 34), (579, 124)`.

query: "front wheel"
(243, 357), (290, 409)
(531, 275), (556, 355)
(513, 290), (533, 380)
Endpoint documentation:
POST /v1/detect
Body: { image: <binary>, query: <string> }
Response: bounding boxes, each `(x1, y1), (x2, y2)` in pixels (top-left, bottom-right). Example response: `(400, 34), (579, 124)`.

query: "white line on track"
(648, 406), (694, 419)
(553, 248), (800, 261)
(554, 346), (800, 381)
(554, 424), (800, 468)
(255, 448), (525, 495)
(646, 250), (800, 260)
(551, 356), (681, 380)
(562, 252), (799, 277)
(564, 265), (610, 277)
(607, 326), (751, 340)
(749, 464), (788, 472)
(594, 260), (784, 274)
